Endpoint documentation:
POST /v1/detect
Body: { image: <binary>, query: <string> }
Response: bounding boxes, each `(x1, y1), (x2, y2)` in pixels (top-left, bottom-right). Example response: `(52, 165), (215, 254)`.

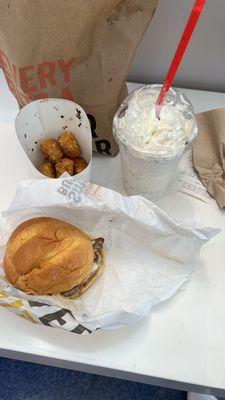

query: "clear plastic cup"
(113, 85), (198, 201)
(15, 98), (92, 181)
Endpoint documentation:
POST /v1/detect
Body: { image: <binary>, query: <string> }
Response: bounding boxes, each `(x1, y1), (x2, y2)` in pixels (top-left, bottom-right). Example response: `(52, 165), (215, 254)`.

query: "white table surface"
(0, 69), (225, 397)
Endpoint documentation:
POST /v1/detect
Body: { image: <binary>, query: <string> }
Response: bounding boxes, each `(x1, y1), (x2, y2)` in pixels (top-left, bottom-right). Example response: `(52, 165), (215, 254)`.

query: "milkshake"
(113, 85), (198, 201)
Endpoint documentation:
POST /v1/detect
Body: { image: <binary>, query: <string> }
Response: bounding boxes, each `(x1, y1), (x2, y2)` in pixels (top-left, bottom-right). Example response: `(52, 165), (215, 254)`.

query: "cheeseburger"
(3, 217), (104, 298)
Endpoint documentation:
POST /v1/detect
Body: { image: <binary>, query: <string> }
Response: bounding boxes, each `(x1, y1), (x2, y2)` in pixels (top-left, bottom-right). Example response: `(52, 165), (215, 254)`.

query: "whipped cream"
(116, 86), (195, 157)
(113, 85), (198, 201)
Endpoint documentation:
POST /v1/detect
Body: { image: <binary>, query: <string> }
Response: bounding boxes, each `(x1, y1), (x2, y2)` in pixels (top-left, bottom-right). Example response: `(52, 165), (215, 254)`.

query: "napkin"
(193, 109), (225, 208)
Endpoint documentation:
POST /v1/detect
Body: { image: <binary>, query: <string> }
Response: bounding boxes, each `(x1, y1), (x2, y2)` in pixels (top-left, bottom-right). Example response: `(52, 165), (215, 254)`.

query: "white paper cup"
(15, 98), (92, 180)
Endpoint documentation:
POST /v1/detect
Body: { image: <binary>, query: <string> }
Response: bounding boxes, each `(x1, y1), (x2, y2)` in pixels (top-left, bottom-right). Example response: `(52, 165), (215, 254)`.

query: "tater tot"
(40, 139), (63, 164)
(55, 158), (74, 178)
(74, 157), (88, 174)
(58, 131), (80, 159)
(38, 162), (55, 178)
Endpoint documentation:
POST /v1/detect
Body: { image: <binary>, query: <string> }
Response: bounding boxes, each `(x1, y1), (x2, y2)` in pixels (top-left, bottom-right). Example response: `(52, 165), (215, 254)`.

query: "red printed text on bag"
(0, 49), (75, 106)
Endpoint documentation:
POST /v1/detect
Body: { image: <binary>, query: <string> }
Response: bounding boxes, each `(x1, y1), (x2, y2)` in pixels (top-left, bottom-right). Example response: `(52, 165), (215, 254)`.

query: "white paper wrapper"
(15, 99), (92, 180)
(0, 178), (219, 335)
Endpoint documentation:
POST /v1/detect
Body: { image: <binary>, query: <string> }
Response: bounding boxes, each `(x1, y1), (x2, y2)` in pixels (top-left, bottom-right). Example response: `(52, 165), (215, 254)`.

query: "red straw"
(155, 0), (206, 119)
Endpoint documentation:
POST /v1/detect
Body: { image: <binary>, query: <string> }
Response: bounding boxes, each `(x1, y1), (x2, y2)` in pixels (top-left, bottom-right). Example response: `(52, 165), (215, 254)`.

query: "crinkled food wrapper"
(0, 179), (218, 334)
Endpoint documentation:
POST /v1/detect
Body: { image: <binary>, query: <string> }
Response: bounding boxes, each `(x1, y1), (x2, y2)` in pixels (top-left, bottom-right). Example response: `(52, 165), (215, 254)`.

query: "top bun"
(3, 217), (93, 295)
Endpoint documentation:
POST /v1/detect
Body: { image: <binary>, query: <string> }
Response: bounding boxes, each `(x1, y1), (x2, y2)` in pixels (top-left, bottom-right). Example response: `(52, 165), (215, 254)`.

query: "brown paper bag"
(0, 0), (158, 156)
(193, 109), (225, 208)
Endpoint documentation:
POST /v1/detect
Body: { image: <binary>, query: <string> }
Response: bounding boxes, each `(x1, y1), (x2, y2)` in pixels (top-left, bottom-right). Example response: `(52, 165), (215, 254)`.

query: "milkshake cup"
(113, 85), (197, 201)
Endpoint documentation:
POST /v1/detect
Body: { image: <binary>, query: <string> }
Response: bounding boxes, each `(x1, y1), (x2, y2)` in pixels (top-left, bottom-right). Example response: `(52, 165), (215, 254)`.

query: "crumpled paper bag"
(0, 0), (158, 156)
(0, 178), (218, 334)
(193, 109), (225, 208)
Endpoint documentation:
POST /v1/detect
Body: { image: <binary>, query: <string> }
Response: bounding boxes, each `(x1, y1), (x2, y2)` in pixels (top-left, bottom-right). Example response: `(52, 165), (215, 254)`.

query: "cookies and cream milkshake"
(113, 85), (197, 201)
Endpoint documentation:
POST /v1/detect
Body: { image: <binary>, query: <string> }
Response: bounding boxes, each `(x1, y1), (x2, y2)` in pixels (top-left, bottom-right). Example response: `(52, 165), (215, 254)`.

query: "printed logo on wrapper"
(0, 288), (94, 334)
(57, 179), (86, 203)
